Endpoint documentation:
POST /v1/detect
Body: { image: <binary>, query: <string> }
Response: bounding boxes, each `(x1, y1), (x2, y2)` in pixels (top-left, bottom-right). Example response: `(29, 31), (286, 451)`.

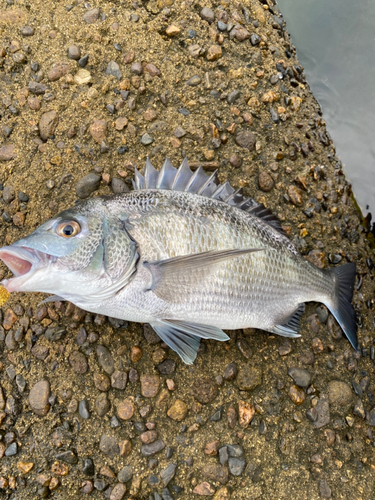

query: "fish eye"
(56, 220), (81, 238)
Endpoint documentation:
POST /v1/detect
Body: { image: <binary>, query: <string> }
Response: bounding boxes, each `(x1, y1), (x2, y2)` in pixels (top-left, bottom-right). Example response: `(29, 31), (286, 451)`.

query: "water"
(276, 0), (375, 217)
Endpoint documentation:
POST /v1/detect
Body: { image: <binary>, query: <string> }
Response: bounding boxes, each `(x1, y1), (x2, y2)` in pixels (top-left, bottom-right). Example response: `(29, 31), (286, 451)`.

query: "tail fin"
(325, 263), (358, 350)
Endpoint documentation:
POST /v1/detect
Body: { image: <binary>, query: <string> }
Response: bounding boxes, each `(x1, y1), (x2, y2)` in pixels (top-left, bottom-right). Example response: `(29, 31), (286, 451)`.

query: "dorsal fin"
(132, 157), (284, 234)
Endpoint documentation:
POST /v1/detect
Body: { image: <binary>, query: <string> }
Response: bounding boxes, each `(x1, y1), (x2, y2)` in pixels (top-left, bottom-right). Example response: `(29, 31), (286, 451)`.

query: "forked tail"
(325, 262), (358, 349)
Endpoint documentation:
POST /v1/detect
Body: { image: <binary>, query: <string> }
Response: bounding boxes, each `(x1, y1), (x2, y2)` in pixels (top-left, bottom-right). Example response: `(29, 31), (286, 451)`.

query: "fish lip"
(0, 246), (51, 292)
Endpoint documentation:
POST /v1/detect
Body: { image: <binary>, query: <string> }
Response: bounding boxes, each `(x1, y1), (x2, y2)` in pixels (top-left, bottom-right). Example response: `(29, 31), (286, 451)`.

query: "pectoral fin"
(150, 319), (229, 364)
(144, 248), (263, 301)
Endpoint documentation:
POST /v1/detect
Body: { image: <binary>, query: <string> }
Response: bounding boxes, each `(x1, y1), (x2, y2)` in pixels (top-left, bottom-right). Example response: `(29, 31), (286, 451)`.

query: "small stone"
(48, 62), (70, 81)
(312, 338), (324, 354)
(118, 399), (135, 420)
(68, 45), (81, 60)
(141, 439), (165, 457)
(250, 33), (261, 45)
(258, 172), (274, 192)
(141, 133), (154, 145)
(206, 45), (222, 61)
(28, 81), (49, 94)
(306, 250), (326, 269)
(78, 55), (89, 68)
(115, 117), (128, 130)
(0, 145), (16, 161)
(140, 430), (158, 444)
(205, 441), (220, 456)
(238, 400), (255, 427)
(69, 351), (88, 374)
(202, 464), (229, 485)
(5, 442), (18, 456)
(79, 399), (90, 419)
(93, 372), (110, 392)
(144, 63), (160, 77)
(224, 362), (238, 381)
(157, 359), (176, 375)
(95, 393), (111, 417)
(235, 131), (256, 151)
(17, 462), (34, 474)
(99, 435), (119, 458)
(313, 394), (330, 429)
(119, 439), (132, 457)
(328, 381), (353, 407)
(89, 119), (107, 143)
(110, 483), (126, 500)
(82, 458), (95, 476)
(287, 367), (312, 388)
(353, 399), (365, 419)
(83, 8), (100, 24)
(227, 406), (237, 428)
(160, 463), (176, 486)
(111, 370), (127, 390)
(167, 399), (188, 421)
(319, 479), (332, 498)
(39, 110), (59, 141)
(288, 185), (303, 206)
(191, 378), (218, 404)
(96, 345), (114, 375)
(55, 450), (78, 465)
(2, 186), (15, 204)
(236, 338), (252, 360)
(213, 487), (230, 500)
(74, 69), (92, 84)
(186, 75), (202, 86)
(76, 173), (101, 199)
(200, 7), (215, 23)
(236, 365), (262, 391)
(228, 458), (245, 476)
(166, 25), (181, 37)
(143, 108), (158, 121)
(193, 482), (215, 496)
(106, 61), (122, 80)
(232, 26), (250, 42)
(118, 465), (133, 483)
(29, 380), (50, 416)
(279, 340), (292, 356)
(111, 178), (129, 194)
(131, 62), (143, 75)
(288, 385), (305, 405)
(20, 26), (34, 36)
(141, 374), (160, 397)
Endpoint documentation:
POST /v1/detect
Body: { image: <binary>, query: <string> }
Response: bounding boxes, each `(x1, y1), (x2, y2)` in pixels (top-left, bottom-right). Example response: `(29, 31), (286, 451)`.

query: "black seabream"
(0, 158), (357, 363)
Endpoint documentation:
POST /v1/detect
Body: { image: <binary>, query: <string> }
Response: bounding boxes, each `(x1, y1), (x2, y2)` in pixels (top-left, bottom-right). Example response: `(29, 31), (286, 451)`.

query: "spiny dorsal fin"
(132, 157), (284, 233)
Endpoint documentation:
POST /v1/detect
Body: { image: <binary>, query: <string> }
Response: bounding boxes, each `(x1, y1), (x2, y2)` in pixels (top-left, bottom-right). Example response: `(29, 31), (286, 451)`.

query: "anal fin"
(150, 319), (229, 365)
(270, 303), (305, 338)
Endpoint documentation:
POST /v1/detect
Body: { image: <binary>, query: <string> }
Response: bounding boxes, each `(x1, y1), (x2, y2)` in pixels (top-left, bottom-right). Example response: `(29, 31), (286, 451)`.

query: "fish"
(0, 158), (357, 364)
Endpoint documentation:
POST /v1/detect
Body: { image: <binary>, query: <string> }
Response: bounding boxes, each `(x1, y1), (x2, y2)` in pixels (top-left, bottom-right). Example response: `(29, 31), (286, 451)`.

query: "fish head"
(0, 198), (138, 303)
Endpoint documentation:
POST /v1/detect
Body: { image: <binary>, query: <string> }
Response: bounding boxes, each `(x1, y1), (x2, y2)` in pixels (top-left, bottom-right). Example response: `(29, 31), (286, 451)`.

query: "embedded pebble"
(68, 45), (81, 60)
(69, 351), (88, 374)
(160, 463), (176, 486)
(327, 381), (353, 407)
(258, 171), (274, 192)
(141, 374), (160, 397)
(193, 482), (215, 496)
(117, 399), (135, 420)
(141, 439), (165, 457)
(106, 61), (122, 80)
(39, 110), (59, 141)
(235, 131), (256, 151)
(0, 145), (16, 161)
(99, 435), (119, 458)
(96, 345), (114, 375)
(167, 400), (188, 421)
(191, 378), (218, 404)
(29, 380), (50, 416)
(236, 365), (262, 391)
(83, 8), (100, 24)
(76, 173), (101, 199)
(287, 367), (312, 388)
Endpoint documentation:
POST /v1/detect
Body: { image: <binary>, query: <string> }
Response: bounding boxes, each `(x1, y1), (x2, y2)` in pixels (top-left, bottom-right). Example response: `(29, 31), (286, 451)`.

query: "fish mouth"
(0, 246), (51, 292)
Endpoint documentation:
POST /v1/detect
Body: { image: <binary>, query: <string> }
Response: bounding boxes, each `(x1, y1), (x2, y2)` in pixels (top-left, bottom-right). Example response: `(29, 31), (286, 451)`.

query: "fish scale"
(0, 158), (357, 364)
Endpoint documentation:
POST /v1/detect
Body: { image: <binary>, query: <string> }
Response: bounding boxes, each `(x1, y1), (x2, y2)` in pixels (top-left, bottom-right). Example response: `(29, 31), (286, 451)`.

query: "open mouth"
(0, 246), (50, 292)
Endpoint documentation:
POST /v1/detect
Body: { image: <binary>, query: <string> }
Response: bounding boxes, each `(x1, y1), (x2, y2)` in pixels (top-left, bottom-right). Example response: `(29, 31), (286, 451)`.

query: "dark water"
(276, 0), (375, 217)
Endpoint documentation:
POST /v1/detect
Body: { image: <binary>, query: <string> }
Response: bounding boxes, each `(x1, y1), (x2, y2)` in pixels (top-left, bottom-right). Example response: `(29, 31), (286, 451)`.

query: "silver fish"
(0, 158), (357, 363)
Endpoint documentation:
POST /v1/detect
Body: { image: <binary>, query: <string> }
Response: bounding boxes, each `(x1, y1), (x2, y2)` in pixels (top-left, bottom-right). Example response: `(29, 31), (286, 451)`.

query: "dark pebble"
(228, 457), (245, 476)
(188, 29), (196, 38)
(191, 378), (218, 404)
(96, 345), (114, 375)
(131, 62), (143, 75)
(99, 435), (119, 458)
(28, 81), (49, 94)
(56, 450), (78, 464)
(94, 479), (108, 491)
(235, 131), (256, 151)
(144, 324), (161, 344)
(157, 359), (176, 375)
(95, 393), (110, 417)
(227, 90), (240, 104)
(166, 447), (173, 459)
(210, 406), (223, 422)
(202, 464), (229, 485)
(160, 463), (176, 486)
(226, 444), (244, 458)
(111, 177), (129, 194)
(76, 173), (101, 199)
(287, 367), (312, 388)
(5, 442), (17, 456)
(78, 55), (89, 67)
(178, 108), (190, 116)
(250, 33), (261, 45)
(141, 439), (165, 457)
(79, 399), (90, 419)
(319, 479), (332, 498)
(82, 458), (95, 476)
(118, 465), (133, 483)
(219, 446), (228, 465)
